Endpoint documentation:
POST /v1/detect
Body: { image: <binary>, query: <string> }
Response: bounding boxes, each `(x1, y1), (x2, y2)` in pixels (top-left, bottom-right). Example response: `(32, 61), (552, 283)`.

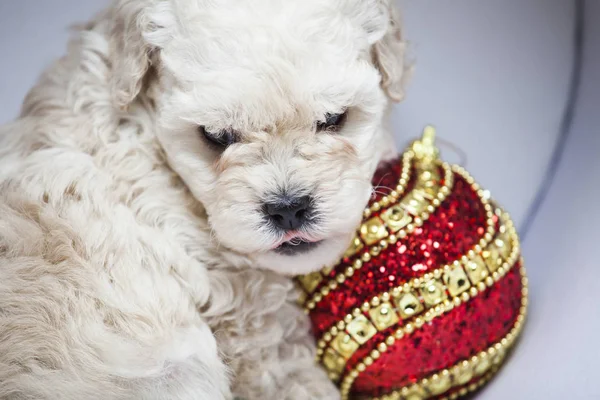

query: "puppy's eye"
(198, 126), (238, 149)
(317, 111), (348, 132)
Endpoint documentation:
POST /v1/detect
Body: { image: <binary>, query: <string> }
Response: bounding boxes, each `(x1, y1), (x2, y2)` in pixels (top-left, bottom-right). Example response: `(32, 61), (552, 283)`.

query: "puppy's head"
(109, 0), (407, 275)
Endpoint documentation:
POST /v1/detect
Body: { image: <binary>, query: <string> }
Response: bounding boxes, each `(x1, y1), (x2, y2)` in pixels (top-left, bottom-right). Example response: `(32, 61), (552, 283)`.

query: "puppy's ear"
(369, 1), (409, 103)
(109, 0), (157, 109)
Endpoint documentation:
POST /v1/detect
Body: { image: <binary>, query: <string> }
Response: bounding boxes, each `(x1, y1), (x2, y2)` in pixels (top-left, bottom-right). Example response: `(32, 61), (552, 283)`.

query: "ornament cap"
(422, 125), (436, 144)
(412, 125), (439, 161)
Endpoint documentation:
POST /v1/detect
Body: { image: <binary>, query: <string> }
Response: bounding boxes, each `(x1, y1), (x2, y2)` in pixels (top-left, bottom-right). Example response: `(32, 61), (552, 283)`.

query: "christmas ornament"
(296, 126), (528, 400)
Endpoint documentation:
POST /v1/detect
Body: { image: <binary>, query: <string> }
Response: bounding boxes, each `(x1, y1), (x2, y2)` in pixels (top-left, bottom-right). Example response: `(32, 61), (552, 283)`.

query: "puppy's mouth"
(274, 238), (322, 256)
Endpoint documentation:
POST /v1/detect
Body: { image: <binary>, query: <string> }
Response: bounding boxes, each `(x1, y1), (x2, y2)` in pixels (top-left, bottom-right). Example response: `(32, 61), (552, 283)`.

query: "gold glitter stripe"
(364, 124), (438, 220)
(338, 228), (523, 400)
(364, 150), (414, 218)
(302, 160), (454, 312)
(315, 166), (499, 369)
(318, 209), (517, 382)
(372, 260), (528, 400)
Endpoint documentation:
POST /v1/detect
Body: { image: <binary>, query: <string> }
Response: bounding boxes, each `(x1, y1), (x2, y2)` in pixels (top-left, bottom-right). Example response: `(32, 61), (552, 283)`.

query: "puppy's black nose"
(265, 196), (311, 231)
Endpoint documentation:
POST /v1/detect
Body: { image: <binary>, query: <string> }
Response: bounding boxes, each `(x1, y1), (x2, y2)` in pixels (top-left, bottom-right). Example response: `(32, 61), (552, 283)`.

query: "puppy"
(0, 0), (406, 399)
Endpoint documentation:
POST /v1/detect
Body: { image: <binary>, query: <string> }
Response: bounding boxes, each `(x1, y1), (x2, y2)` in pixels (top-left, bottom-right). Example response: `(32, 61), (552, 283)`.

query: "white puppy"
(0, 0), (406, 399)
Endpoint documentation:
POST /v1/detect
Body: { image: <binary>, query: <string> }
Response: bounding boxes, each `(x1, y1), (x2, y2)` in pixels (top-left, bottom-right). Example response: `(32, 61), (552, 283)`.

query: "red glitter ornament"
(296, 127), (528, 400)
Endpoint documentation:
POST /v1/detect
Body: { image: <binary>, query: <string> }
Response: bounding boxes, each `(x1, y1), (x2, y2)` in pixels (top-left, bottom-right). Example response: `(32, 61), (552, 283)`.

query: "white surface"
(483, 2), (600, 398)
(393, 0), (574, 227)
(0, 0), (107, 120)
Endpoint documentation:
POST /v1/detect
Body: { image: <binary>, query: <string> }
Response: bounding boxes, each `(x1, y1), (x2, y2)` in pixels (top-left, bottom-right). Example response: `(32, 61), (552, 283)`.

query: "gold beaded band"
(314, 167), (500, 368)
(336, 217), (522, 400)
(378, 366), (501, 400)
(300, 160), (455, 312)
(372, 260), (528, 400)
(440, 366), (500, 400)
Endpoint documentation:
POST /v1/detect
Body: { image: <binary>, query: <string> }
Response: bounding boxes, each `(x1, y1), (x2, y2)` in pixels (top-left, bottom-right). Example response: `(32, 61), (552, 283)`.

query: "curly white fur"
(0, 0), (406, 399)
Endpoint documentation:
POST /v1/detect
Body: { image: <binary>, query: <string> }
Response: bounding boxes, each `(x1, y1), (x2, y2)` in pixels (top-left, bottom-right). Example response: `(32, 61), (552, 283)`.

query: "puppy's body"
(0, 1), (406, 399)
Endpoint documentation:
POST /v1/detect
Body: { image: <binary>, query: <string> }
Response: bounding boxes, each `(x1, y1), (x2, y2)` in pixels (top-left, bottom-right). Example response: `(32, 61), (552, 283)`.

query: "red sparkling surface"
(351, 264), (523, 397)
(313, 159), (410, 286)
(310, 159), (417, 295)
(309, 173), (487, 337)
